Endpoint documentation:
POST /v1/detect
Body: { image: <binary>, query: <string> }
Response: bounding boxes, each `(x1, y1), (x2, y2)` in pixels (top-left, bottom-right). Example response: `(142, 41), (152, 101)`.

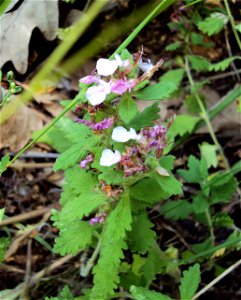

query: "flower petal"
(86, 86), (107, 105)
(112, 126), (140, 143)
(100, 149), (121, 166)
(79, 75), (99, 84)
(96, 58), (119, 76)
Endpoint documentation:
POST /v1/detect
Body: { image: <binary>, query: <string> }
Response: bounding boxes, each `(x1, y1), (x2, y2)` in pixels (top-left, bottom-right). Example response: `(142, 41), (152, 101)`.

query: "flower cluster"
(79, 55), (136, 106)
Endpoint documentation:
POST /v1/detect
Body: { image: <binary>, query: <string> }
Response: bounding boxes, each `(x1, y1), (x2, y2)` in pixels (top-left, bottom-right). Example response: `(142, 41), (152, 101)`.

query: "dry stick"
(11, 162), (54, 169)
(0, 206), (53, 227)
(21, 239), (32, 300)
(192, 259), (241, 300)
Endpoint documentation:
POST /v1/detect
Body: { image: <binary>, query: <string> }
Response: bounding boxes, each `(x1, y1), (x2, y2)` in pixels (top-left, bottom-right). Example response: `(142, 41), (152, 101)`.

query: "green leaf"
(0, 154), (10, 175)
(33, 117), (92, 152)
(159, 155), (175, 171)
(214, 212), (234, 228)
(168, 115), (200, 138)
(208, 57), (241, 72)
(178, 155), (208, 184)
(130, 286), (172, 300)
(128, 212), (156, 254)
(159, 69), (184, 86)
(187, 55), (210, 71)
(0, 208), (5, 222)
(192, 193), (209, 214)
(198, 16), (225, 36)
(161, 200), (193, 220)
(200, 142), (218, 168)
(165, 42), (181, 51)
(53, 142), (88, 171)
(235, 23), (241, 33)
(209, 172), (238, 204)
(153, 173), (182, 198)
(128, 102), (160, 130)
(91, 195), (132, 299)
(137, 82), (177, 101)
(119, 96), (138, 124)
(53, 220), (94, 255)
(136, 69), (184, 101)
(0, 237), (10, 262)
(179, 263), (201, 300)
(98, 170), (125, 185)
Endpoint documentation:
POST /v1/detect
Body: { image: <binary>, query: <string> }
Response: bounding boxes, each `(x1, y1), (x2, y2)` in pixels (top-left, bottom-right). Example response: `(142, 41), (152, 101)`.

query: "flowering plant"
(52, 49), (182, 299)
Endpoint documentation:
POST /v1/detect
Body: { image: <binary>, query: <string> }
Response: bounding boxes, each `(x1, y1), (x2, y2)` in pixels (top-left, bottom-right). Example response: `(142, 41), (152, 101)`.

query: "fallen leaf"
(0, 0), (59, 73)
(0, 104), (44, 151)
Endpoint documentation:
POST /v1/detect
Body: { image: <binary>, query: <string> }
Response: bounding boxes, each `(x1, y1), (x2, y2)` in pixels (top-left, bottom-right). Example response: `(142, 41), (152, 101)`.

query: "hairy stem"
(205, 208), (215, 245)
(81, 237), (101, 277)
(223, 0), (241, 51)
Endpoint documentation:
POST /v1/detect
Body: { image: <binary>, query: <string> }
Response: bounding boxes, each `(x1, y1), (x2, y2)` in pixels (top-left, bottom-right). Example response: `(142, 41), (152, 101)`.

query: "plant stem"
(192, 259), (241, 300)
(205, 208), (215, 245)
(185, 56), (230, 170)
(223, 0), (241, 51)
(81, 238), (101, 277)
(5, 93), (82, 170)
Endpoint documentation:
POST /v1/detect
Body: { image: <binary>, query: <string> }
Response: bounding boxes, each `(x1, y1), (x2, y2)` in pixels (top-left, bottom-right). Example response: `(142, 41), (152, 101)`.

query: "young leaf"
(91, 195), (132, 299)
(118, 95), (138, 124)
(53, 221), (94, 255)
(0, 208), (5, 222)
(128, 102), (160, 130)
(178, 155), (208, 184)
(98, 170), (125, 185)
(187, 55), (210, 71)
(168, 115), (200, 138)
(159, 69), (184, 87)
(192, 193), (209, 214)
(179, 263), (201, 300)
(130, 286), (172, 300)
(198, 16), (225, 36)
(128, 212), (156, 254)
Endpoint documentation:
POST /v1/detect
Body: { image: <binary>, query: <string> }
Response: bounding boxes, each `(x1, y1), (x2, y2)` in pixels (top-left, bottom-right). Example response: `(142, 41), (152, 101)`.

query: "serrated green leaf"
(91, 195), (132, 299)
(128, 102), (160, 130)
(209, 172), (238, 204)
(130, 286), (172, 300)
(192, 193), (209, 214)
(128, 212), (156, 254)
(53, 142), (88, 171)
(187, 55), (210, 71)
(0, 154), (10, 175)
(208, 57), (241, 72)
(119, 95), (138, 124)
(200, 142), (218, 168)
(165, 42), (181, 51)
(159, 69), (184, 86)
(53, 220), (94, 255)
(137, 69), (183, 101)
(178, 155), (208, 184)
(141, 243), (167, 285)
(179, 263), (201, 300)
(214, 212), (234, 228)
(153, 172), (182, 198)
(161, 200), (193, 220)
(98, 170), (125, 185)
(159, 155), (175, 171)
(168, 115), (200, 138)
(198, 17), (225, 36)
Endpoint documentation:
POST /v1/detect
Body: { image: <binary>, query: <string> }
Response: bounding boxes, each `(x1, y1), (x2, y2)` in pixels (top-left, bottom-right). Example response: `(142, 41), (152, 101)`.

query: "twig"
(11, 162), (54, 169)
(9, 152), (59, 159)
(0, 206), (53, 227)
(21, 239), (32, 300)
(192, 259), (241, 300)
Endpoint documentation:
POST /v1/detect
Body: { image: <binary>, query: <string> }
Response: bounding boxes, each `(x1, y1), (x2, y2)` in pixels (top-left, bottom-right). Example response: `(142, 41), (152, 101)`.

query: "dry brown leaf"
(0, 104), (44, 151)
(0, 0), (59, 73)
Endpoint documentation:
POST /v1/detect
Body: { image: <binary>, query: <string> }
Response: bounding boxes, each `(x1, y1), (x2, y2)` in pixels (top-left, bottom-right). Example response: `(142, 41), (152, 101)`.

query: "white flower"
(96, 58), (119, 76)
(100, 149), (121, 167)
(139, 58), (154, 73)
(114, 54), (129, 68)
(86, 80), (111, 106)
(111, 126), (141, 143)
